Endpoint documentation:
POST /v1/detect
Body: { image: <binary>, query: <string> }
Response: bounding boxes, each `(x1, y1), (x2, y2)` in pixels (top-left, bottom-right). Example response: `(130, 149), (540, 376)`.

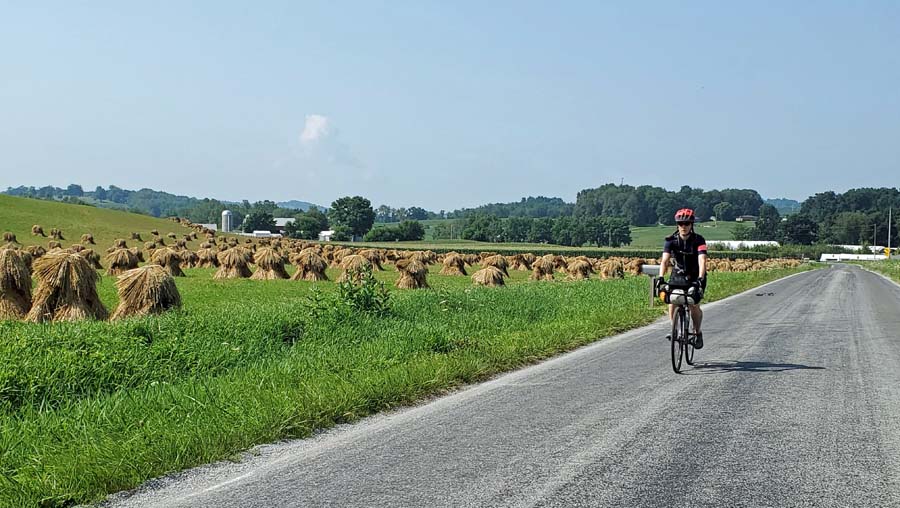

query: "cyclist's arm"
(660, 251), (671, 279)
(697, 240), (708, 279)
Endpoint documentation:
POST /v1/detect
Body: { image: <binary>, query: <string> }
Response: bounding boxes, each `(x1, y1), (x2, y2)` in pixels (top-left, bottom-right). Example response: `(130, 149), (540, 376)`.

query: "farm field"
(0, 196), (816, 506)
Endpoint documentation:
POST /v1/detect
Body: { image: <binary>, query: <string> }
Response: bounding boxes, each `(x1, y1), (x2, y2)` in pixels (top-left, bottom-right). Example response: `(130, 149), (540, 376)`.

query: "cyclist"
(657, 208), (708, 348)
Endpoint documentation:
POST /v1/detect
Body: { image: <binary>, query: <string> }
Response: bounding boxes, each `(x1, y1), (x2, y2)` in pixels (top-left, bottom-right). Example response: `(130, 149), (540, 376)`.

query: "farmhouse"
(319, 230), (336, 241)
(735, 215), (758, 222)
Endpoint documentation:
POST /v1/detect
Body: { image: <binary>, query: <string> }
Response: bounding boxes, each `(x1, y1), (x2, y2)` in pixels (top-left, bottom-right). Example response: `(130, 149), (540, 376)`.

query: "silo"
(222, 210), (233, 233)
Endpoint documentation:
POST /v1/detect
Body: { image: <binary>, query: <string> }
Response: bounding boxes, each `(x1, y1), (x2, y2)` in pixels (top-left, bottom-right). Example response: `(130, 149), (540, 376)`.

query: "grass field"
(374, 217), (755, 248)
(0, 194), (206, 252)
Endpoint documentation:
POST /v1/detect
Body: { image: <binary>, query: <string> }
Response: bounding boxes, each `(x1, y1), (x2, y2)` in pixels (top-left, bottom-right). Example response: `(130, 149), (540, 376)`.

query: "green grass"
(0, 262), (817, 507)
(0, 194), (207, 251)
(628, 221), (755, 248)
(857, 260), (900, 283)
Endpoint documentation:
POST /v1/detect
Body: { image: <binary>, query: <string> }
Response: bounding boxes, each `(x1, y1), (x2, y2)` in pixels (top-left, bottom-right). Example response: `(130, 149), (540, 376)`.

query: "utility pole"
(888, 207), (893, 258)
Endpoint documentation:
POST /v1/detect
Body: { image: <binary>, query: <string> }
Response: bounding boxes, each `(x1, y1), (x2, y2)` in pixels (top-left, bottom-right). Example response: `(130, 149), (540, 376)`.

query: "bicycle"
(656, 281), (701, 373)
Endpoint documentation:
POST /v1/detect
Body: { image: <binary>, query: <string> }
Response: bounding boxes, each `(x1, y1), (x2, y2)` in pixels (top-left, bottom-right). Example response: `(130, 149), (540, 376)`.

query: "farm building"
(706, 240), (780, 250)
(318, 230), (336, 241)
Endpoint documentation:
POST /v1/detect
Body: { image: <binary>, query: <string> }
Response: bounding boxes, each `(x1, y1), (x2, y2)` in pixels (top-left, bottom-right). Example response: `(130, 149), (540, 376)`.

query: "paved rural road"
(103, 264), (900, 508)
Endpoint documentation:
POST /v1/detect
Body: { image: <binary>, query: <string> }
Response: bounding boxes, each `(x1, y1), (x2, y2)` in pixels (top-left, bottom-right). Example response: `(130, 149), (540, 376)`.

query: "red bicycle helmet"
(674, 208), (695, 223)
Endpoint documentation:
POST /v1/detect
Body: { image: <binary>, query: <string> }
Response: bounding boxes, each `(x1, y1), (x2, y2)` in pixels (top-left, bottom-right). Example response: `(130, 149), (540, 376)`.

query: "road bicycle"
(657, 282), (701, 373)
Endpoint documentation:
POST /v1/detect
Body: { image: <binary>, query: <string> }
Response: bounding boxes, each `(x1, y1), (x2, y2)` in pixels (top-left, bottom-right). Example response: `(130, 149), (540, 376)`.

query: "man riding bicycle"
(656, 208), (708, 348)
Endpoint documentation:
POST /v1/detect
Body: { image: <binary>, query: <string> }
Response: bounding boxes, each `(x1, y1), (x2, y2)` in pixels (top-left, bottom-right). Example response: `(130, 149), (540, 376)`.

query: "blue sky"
(1, 1), (898, 210)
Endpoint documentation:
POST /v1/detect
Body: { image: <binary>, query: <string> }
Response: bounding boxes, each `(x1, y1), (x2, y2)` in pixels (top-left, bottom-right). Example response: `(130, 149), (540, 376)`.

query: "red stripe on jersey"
(697, 245), (708, 253)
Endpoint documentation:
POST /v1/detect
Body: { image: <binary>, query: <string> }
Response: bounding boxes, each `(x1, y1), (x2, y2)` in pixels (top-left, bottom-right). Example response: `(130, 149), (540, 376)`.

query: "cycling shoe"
(693, 332), (703, 349)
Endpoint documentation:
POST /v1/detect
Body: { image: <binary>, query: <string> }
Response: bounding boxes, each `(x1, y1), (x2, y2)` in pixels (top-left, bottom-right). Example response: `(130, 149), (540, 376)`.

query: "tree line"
(732, 188), (900, 246)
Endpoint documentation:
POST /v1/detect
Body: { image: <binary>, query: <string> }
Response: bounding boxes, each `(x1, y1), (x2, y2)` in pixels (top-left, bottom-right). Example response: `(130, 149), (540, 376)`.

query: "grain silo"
(222, 210), (233, 233)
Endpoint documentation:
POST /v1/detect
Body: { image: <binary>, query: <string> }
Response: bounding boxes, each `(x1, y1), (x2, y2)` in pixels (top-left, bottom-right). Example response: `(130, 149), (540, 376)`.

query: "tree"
(503, 217), (532, 242)
(242, 211), (276, 233)
(329, 196), (376, 238)
(752, 204), (781, 240)
(363, 227), (400, 242)
(406, 207), (429, 221)
(93, 186), (108, 201)
(285, 209), (329, 239)
(780, 214), (818, 245)
(461, 214), (503, 242)
(65, 184), (84, 197)
(527, 218), (554, 243)
(396, 220), (425, 240)
(731, 223), (752, 241)
(713, 202), (736, 222)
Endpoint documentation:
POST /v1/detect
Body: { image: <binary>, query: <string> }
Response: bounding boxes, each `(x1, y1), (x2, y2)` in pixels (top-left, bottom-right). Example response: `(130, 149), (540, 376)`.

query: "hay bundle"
(67, 244), (85, 253)
(2, 232), (16, 244)
(481, 255), (509, 277)
(144, 241), (158, 251)
(530, 255), (556, 281)
(358, 249), (385, 270)
(472, 266), (506, 287)
(199, 242), (212, 249)
(25, 251), (107, 323)
(180, 249), (199, 268)
(130, 247), (145, 263)
(150, 248), (185, 277)
(106, 248), (139, 276)
(114, 239), (128, 249)
(25, 245), (46, 259)
(77, 248), (103, 269)
(337, 254), (372, 282)
(110, 265), (181, 320)
(508, 254), (533, 271)
(167, 232), (177, 240)
(599, 259), (625, 279)
(290, 250), (328, 281)
(250, 248), (289, 280)
(49, 228), (64, 240)
(32, 225), (46, 237)
(440, 253), (467, 276)
(80, 233), (96, 245)
(151, 229), (160, 236)
(214, 248), (253, 279)
(196, 248), (219, 268)
(47, 241), (62, 251)
(131, 232), (143, 241)
(566, 259), (594, 281)
(395, 258), (429, 289)
(0, 247), (32, 319)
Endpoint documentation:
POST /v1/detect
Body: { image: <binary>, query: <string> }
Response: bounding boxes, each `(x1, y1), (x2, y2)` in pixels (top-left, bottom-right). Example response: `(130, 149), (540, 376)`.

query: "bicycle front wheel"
(684, 308), (695, 365)
(671, 307), (684, 373)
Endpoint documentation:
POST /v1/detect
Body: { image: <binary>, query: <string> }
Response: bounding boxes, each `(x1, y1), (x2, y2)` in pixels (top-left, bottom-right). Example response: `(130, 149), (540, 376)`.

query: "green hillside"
(0, 195), (202, 250)
(629, 221), (755, 248)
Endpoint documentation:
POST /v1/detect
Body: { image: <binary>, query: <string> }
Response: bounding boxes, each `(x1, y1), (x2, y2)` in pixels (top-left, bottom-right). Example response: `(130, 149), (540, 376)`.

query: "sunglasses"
(676, 222), (692, 226)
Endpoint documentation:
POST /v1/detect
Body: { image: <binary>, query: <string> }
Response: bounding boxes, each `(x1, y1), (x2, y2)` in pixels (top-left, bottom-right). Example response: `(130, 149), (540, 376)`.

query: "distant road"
(105, 265), (900, 508)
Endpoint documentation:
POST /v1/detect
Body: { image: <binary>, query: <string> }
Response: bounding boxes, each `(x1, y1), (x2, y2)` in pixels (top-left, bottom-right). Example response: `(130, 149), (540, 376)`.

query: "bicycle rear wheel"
(684, 308), (695, 365)
(671, 307), (684, 373)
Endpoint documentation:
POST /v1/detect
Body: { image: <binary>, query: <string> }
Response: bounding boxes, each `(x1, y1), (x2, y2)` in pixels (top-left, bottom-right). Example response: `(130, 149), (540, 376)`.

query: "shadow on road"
(685, 360), (825, 374)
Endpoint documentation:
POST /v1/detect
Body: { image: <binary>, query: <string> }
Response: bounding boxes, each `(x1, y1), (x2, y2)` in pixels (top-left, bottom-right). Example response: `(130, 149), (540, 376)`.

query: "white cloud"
(300, 114), (331, 144)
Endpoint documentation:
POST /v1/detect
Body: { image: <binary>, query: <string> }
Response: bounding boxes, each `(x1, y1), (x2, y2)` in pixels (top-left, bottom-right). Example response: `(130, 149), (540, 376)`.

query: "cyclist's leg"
(668, 303), (675, 322)
(689, 304), (703, 333)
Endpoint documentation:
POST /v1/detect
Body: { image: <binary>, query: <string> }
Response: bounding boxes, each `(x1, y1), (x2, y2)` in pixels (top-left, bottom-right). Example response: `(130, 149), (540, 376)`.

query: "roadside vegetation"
(858, 260), (900, 283)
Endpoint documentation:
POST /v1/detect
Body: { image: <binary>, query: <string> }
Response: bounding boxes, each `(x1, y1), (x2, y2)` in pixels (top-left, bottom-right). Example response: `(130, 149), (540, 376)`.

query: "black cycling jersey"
(663, 232), (707, 280)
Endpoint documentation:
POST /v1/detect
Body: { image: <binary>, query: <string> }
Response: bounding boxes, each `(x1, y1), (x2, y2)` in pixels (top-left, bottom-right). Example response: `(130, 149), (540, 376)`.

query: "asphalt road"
(103, 264), (900, 508)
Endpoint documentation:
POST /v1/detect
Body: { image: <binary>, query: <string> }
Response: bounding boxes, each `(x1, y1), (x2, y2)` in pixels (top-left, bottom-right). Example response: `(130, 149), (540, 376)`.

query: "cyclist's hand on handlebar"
(654, 277), (666, 294)
(698, 276), (707, 291)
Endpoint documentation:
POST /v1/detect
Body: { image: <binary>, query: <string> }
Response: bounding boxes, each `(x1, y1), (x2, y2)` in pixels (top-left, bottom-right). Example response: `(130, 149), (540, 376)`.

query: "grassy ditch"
(0, 266), (816, 507)
(857, 260), (900, 283)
